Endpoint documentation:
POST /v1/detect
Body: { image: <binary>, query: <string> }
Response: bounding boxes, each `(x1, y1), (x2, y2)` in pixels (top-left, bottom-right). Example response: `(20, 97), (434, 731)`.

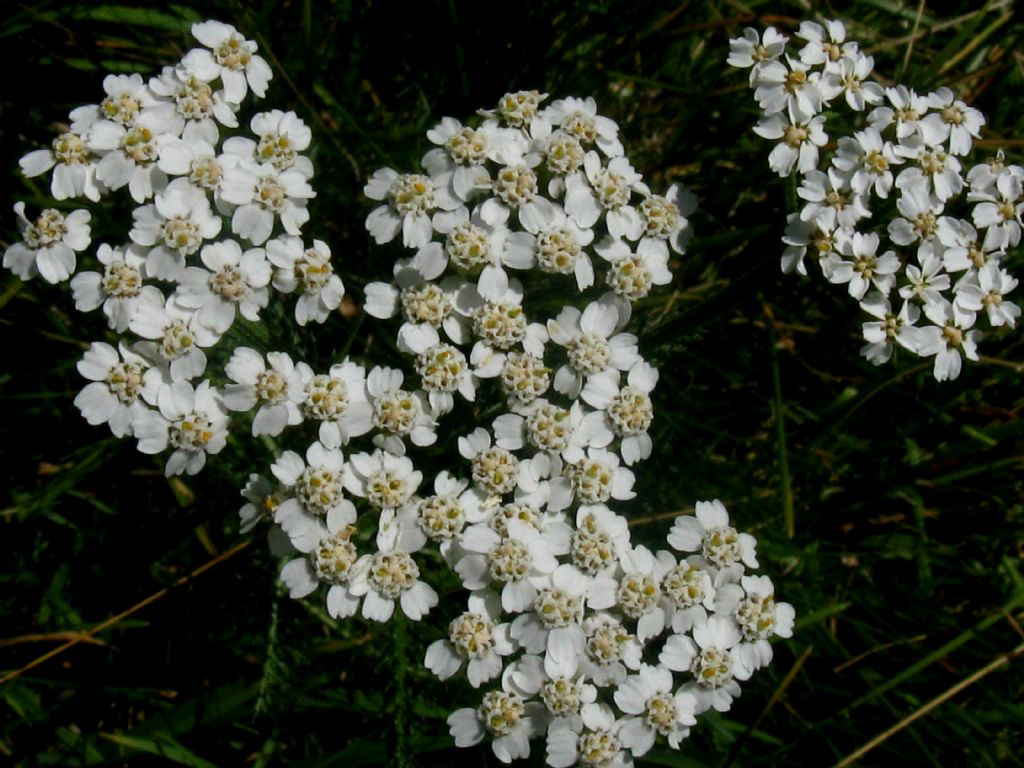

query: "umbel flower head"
(3, 18), (796, 767)
(730, 17), (1021, 381)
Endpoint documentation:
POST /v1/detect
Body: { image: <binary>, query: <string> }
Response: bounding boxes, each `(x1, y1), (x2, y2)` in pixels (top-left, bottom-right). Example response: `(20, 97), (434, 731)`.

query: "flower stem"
(785, 169), (799, 215)
(388, 610), (412, 768)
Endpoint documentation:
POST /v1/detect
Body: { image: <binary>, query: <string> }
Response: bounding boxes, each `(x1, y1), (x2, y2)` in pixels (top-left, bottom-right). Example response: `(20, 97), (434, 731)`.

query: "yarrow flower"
(731, 17), (1021, 380)
(5, 24), (801, 765)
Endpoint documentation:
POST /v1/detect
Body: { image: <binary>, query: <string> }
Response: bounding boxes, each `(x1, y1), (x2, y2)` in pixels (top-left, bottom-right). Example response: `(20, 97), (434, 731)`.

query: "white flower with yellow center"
(832, 126), (903, 198)
(546, 702), (629, 768)
(70, 243), (148, 332)
(422, 117), (519, 201)
(826, 231), (901, 300)
(4, 203), (91, 284)
(580, 361), (659, 465)
(578, 612), (642, 688)
(639, 182), (696, 257)
(509, 563), (591, 678)
(752, 102), (828, 177)
(659, 615), (749, 714)
(667, 500), (759, 577)
(364, 262), (471, 350)
(615, 547), (674, 642)
(343, 448), (422, 512)
(348, 535), (438, 622)
(662, 556), (717, 634)
(224, 159), (314, 246)
(727, 26), (788, 83)
(425, 590), (515, 687)
(479, 154), (560, 234)
(364, 167), (460, 248)
(507, 654), (597, 733)
(265, 236), (345, 326)
(714, 574), (795, 674)
(544, 96), (623, 158)
(238, 473), (282, 534)
(129, 178), (222, 279)
(366, 365), (439, 455)
(174, 239), (271, 333)
(547, 297), (638, 399)
(614, 664), (698, 755)
(859, 293), (921, 366)
(447, 686), (544, 764)
(133, 380), (228, 476)
(593, 238), (672, 303)
(182, 20), (272, 105)
(954, 262), (1020, 328)
(502, 204), (596, 290)
(295, 360), (373, 448)
(565, 152), (646, 240)
(469, 270), (548, 379)
(754, 56), (824, 117)
(149, 63), (239, 144)
(74, 341), (164, 438)
(278, 500), (363, 619)
(913, 299), (981, 381)
(129, 290), (219, 382)
(571, 505), (630, 577)
(89, 110), (174, 203)
(19, 129), (101, 202)
(271, 442), (354, 552)
(222, 347), (304, 436)
(401, 323), (478, 406)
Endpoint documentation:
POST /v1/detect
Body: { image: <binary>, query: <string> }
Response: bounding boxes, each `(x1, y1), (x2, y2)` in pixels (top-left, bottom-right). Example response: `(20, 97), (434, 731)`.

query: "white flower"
(225, 161), (314, 245)
(130, 179), (223, 279)
(366, 366), (439, 454)
(544, 96), (623, 158)
(129, 291), (219, 381)
(19, 130), (101, 202)
(271, 442), (353, 548)
(182, 20), (272, 105)
(70, 243), (148, 332)
(238, 474), (282, 534)
(638, 183), (695, 257)
(4, 203), (91, 283)
(564, 152), (646, 239)
(266, 236), (345, 325)
(797, 169), (870, 231)
(970, 170), (1023, 250)
(578, 612), (642, 687)
(174, 239), (271, 332)
(448, 688), (544, 764)
(714, 574), (795, 674)
(919, 87), (985, 156)
(727, 26), (788, 83)
(859, 293), (922, 365)
(832, 126), (902, 198)
(508, 564), (590, 678)
(753, 103), (827, 177)
(148, 63), (239, 144)
(614, 664), (697, 755)
(133, 380), (228, 476)
(364, 168), (459, 248)
(659, 615), (748, 714)
(754, 56), (823, 117)
(422, 117), (515, 201)
(348, 541), (438, 622)
(580, 362), (659, 466)
(667, 500), (758, 575)
(954, 262), (1019, 327)
(548, 297), (638, 399)
(296, 360), (373, 448)
(868, 85), (931, 140)
(222, 347), (304, 435)
(502, 204), (596, 290)
(826, 231), (900, 300)
(912, 300), (981, 381)
(74, 342), (163, 438)
(88, 110), (173, 203)
(343, 448), (423, 511)
(795, 19), (851, 68)
(594, 238), (672, 303)
(279, 501), (363, 621)
(425, 590), (515, 687)
(546, 703), (631, 768)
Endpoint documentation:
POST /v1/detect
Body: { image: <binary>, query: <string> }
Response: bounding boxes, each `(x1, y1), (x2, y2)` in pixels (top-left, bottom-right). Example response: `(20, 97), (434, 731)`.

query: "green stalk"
(388, 611), (412, 768)
(771, 339), (795, 539)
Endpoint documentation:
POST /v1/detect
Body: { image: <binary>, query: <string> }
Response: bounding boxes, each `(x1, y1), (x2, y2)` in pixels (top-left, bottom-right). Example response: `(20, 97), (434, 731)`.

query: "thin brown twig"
(0, 539), (251, 686)
(723, 645), (814, 768)
(0, 631), (106, 649)
(832, 642), (1024, 768)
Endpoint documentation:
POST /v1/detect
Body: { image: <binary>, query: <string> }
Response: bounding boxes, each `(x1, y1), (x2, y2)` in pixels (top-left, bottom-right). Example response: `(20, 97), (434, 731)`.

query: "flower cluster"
(5, 20), (346, 475)
(236, 91), (789, 765)
(729, 19), (1021, 380)
(5, 22), (795, 766)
